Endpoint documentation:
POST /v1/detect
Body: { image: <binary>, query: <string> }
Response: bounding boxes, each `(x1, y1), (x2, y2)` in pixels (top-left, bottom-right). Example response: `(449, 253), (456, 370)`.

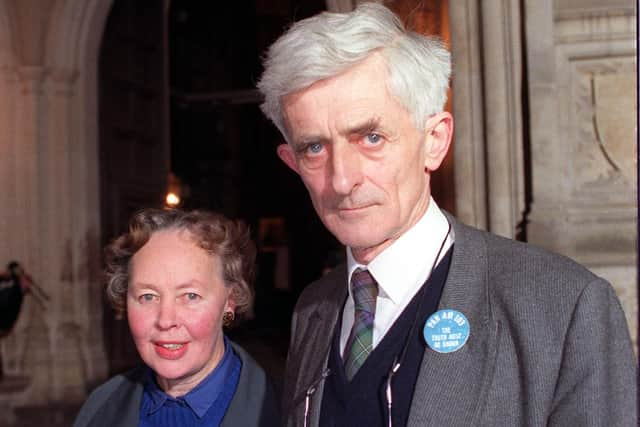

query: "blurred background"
(0, 0), (636, 425)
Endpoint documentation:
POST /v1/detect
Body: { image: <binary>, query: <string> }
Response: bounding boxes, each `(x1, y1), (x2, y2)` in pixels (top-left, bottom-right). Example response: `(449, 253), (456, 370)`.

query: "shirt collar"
(346, 197), (453, 304)
(143, 335), (236, 418)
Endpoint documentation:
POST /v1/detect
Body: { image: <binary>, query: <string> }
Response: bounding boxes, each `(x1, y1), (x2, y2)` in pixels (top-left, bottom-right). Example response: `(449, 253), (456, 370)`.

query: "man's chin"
(332, 231), (388, 258)
(329, 228), (376, 247)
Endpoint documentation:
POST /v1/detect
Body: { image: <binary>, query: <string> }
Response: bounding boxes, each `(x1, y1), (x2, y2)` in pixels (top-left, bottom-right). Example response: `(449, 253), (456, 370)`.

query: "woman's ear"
(224, 287), (237, 313)
(423, 112), (453, 172)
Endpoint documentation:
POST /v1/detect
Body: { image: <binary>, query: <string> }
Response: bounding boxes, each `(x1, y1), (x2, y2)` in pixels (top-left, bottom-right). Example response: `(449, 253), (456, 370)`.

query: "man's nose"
(156, 299), (178, 330)
(330, 143), (362, 195)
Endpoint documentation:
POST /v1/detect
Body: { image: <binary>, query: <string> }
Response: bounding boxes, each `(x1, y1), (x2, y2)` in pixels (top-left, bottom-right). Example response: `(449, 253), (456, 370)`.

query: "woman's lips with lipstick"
(154, 341), (189, 360)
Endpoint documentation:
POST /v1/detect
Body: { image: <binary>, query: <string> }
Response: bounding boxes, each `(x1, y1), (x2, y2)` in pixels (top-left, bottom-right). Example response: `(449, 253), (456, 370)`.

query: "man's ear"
(277, 143), (300, 174)
(423, 111), (453, 172)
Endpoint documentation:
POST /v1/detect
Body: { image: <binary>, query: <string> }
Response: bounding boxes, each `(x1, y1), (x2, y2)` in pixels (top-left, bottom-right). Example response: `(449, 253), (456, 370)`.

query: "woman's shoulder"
(72, 367), (146, 427)
(95, 367), (145, 395)
(225, 341), (281, 427)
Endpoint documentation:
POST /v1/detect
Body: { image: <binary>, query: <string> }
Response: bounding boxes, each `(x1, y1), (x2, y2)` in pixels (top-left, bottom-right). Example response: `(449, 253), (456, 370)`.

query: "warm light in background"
(165, 172), (189, 208)
(165, 192), (180, 207)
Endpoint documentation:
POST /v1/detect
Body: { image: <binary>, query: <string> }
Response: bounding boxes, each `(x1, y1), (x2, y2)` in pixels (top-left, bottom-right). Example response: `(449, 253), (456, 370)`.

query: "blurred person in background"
(0, 261), (33, 380)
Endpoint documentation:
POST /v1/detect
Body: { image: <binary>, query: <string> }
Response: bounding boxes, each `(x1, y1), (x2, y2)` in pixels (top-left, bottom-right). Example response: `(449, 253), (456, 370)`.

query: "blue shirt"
(139, 336), (242, 427)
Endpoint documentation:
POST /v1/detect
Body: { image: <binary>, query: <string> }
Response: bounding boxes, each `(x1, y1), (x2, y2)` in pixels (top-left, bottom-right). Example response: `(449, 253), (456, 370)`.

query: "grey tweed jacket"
(283, 214), (637, 426)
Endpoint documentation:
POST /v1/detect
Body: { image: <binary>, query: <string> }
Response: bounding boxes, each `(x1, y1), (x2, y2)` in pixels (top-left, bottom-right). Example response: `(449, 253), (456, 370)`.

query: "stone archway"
(0, 0), (114, 410)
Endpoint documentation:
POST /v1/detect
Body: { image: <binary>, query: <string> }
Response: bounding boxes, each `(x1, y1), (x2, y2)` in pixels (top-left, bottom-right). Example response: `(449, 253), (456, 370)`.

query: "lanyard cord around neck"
(385, 220), (452, 426)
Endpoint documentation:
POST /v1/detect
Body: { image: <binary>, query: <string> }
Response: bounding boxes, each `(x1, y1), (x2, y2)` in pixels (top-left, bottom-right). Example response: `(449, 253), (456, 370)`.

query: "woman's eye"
(185, 292), (200, 301)
(139, 294), (155, 303)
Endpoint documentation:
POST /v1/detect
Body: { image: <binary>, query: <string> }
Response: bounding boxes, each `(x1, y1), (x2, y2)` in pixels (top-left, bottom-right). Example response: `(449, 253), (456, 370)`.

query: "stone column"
(0, 65), (19, 270)
(45, 68), (88, 403)
(62, 0), (111, 392)
(449, 0), (487, 229)
(10, 65), (53, 405)
(450, 0), (526, 237)
(480, 0), (525, 237)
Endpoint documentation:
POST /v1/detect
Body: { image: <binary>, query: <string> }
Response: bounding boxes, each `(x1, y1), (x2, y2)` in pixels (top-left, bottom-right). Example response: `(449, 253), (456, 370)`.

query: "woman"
(74, 208), (279, 427)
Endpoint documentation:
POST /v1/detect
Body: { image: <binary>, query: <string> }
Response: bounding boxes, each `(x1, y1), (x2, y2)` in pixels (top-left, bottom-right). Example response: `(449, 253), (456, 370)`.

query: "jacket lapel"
(288, 264), (347, 426)
(408, 215), (499, 426)
(89, 369), (144, 427)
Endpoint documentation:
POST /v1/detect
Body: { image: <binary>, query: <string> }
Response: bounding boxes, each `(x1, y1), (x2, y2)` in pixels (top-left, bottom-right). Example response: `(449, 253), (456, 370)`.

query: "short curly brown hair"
(104, 208), (256, 325)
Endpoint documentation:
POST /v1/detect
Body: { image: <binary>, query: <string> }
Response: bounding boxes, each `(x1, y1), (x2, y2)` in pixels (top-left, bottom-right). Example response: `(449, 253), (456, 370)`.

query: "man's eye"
(365, 133), (382, 145)
(296, 141), (327, 169)
(306, 143), (324, 154)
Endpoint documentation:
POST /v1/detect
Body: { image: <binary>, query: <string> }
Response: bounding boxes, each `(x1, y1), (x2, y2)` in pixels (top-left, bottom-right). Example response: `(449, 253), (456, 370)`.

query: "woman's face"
(127, 229), (233, 396)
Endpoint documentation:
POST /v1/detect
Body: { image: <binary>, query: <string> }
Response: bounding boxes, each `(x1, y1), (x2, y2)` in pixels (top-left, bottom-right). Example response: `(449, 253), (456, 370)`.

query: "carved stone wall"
(526, 0), (637, 346)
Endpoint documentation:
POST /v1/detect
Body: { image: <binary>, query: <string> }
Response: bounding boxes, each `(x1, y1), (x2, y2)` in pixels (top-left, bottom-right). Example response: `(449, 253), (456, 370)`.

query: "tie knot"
(350, 268), (378, 313)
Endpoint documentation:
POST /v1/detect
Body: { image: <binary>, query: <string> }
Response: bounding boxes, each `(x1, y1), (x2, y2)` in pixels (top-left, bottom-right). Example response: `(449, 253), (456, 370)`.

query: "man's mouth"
(337, 203), (375, 214)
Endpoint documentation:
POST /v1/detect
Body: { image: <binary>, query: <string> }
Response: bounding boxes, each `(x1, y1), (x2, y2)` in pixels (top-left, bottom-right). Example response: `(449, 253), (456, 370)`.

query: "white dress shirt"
(339, 198), (454, 355)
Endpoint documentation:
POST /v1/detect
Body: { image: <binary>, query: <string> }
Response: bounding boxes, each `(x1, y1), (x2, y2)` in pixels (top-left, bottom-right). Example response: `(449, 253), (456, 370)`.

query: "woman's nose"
(156, 300), (178, 330)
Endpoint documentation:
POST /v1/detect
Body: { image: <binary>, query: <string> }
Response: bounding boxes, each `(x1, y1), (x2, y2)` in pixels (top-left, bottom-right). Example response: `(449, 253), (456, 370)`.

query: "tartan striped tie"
(344, 268), (378, 381)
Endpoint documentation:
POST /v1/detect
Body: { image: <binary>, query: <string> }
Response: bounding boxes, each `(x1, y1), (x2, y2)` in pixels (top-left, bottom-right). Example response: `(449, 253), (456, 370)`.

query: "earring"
(223, 311), (235, 327)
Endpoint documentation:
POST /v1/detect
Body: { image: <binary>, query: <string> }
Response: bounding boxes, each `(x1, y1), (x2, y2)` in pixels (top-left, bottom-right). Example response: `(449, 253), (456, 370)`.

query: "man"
(257, 3), (637, 426)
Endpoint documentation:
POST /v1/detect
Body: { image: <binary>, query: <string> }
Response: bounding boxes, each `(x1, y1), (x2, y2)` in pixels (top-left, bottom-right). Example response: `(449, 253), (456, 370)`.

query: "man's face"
(278, 54), (451, 263)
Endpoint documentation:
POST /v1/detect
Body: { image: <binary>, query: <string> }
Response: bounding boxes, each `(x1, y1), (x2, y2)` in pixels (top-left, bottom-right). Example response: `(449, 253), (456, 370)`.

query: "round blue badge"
(423, 309), (470, 353)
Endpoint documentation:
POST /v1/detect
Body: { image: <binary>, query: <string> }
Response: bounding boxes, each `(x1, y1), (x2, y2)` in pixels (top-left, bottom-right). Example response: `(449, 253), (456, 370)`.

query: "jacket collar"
(290, 264), (348, 426)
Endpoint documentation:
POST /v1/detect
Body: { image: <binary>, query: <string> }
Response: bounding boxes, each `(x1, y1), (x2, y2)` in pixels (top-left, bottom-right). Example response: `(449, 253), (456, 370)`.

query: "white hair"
(257, 2), (451, 139)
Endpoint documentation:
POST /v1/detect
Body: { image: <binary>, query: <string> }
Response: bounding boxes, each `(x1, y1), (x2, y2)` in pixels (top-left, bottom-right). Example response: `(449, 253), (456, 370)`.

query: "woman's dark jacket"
(73, 342), (280, 427)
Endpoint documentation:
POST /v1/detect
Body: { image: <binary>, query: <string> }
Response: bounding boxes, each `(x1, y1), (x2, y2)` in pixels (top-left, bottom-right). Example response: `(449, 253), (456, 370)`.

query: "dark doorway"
(168, 0), (332, 380)
(99, 0), (170, 376)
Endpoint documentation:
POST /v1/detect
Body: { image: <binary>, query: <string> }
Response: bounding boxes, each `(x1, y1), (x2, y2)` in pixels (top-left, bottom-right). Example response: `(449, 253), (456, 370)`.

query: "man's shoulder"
(457, 219), (595, 275)
(486, 230), (597, 282)
(292, 265), (347, 316)
(453, 219), (607, 303)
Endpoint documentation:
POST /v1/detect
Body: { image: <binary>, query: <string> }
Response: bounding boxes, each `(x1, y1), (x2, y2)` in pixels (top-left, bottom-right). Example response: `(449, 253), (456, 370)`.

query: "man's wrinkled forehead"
(280, 54), (393, 138)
